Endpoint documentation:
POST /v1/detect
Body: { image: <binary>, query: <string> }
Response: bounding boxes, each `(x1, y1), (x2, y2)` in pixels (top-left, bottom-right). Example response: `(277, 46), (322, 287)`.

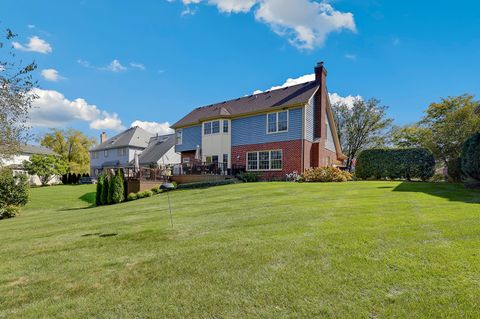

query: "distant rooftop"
(91, 126), (153, 151)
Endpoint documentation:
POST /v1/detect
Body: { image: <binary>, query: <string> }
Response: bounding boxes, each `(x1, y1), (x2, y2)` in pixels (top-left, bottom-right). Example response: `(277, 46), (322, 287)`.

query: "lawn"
(1, 181), (480, 318)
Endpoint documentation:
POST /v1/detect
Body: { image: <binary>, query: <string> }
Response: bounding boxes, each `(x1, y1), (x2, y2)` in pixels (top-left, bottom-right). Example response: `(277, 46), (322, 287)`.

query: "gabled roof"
(19, 144), (56, 156)
(91, 126), (153, 151)
(172, 81), (319, 128)
(137, 134), (176, 165)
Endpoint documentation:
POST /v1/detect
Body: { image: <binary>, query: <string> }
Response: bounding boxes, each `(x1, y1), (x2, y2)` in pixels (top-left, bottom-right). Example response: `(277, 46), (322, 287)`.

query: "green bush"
(447, 157), (463, 183)
(127, 193), (138, 201)
(461, 133), (480, 182)
(136, 191), (145, 199)
(101, 175), (109, 205)
(237, 172), (259, 182)
(111, 170), (125, 204)
(0, 205), (21, 219)
(151, 186), (161, 194)
(301, 166), (352, 182)
(355, 148), (435, 181)
(143, 190), (154, 198)
(176, 179), (237, 189)
(0, 168), (29, 220)
(96, 175), (104, 206)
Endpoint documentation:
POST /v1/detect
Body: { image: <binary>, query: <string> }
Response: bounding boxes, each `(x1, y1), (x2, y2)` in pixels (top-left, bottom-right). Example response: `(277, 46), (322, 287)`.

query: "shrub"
(107, 174), (115, 204)
(461, 133), (480, 182)
(237, 172), (259, 182)
(127, 193), (138, 201)
(355, 148), (435, 181)
(111, 170), (125, 204)
(447, 157), (463, 182)
(143, 190), (154, 198)
(136, 191), (145, 199)
(176, 179), (237, 189)
(151, 186), (162, 194)
(0, 169), (29, 219)
(301, 166), (352, 182)
(101, 175), (109, 205)
(0, 205), (21, 219)
(96, 174), (104, 206)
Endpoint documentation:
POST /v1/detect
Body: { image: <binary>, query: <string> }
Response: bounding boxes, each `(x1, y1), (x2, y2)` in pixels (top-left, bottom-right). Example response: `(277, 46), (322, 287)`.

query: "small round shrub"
(143, 190), (154, 198)
(151, 186), (161, 194)
(0, 205), (20, 219)
(136, 191), (145, 199)
(127, 193), (138, 201)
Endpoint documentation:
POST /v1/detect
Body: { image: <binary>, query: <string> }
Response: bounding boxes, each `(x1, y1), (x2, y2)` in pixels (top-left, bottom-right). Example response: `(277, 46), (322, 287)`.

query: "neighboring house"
(0, 144), (61, 186)
(171, 62), (346, 179)
(89, 127), (179, 177)
(136, 134), (180, 167)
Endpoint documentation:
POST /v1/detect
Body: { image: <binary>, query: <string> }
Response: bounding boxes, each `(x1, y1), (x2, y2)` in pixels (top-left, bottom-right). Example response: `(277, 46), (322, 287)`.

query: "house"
(0, 144), (61, 186)
(136, 134), (180, 167)
(89, 126), (180, 177)
(171, 62), (346, 179)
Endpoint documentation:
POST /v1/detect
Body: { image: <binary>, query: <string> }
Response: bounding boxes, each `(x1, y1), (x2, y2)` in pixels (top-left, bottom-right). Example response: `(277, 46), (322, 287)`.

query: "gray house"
(89, 126), (180, 177)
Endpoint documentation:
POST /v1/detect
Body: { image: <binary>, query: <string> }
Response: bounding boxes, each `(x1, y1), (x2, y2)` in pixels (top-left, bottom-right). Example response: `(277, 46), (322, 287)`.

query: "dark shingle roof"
(171, 81), (318, 128)
(137, 134), (176, 166)
(91, 126), (153, 151)
(20, 144), (56, 155)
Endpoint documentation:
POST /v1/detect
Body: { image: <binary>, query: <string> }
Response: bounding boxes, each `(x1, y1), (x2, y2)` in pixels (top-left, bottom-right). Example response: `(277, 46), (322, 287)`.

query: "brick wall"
(231, 140), (303, 179)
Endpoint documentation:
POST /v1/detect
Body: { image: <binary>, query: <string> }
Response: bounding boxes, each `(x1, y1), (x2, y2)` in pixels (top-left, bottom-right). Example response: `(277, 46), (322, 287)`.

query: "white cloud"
(130, 62), (146, 70)
(27, 24), (36, 29)
(253, 73), (362, 108)
(12, 36), (52, 54)
(102, 59), (127, 72)
(172, 0), (356, 49)
(90, 112), (125, 131)
(329, 92), (362, 108)
(29, 88), (125, 131)
(77, 59), (92, 68)
(41, 68), (65, 82)
(131, 120), (174, 135)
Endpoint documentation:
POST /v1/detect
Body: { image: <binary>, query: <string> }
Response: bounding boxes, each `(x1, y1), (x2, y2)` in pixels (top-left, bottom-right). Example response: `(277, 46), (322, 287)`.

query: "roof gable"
(172, 81), (318, 128)
(137, 134), (176, 165)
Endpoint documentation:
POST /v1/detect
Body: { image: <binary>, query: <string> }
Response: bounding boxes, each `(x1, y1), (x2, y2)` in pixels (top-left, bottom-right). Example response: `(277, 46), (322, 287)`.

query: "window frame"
(203, 120), (224, 136)
(266, 110), (289, 134)
(176, 129), (183, 145)
(245, 150), (283, 171)
(104, 150), (109, 158)
(223, 120), (229, 133)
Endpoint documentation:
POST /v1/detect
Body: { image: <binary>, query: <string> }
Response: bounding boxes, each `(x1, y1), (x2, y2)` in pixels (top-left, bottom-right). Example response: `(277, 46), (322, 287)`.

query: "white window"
(246, 150), (283, 171)
(267, 110), (288, 133)
(104, 150), (109, 158)
(223, 120), (229, 133)
(176, 129), (183, 145)
(203, 120), (221, 135)
(117, 148), (127, 156)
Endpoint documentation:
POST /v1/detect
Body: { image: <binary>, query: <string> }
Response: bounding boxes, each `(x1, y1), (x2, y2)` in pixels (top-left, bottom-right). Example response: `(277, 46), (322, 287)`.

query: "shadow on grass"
(393, 181), (480, 204)
(59, 192), (97, 211)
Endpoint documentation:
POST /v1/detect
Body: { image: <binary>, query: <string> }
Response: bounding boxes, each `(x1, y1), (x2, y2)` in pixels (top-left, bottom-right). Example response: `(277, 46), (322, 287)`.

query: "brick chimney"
(314, 61), (328, 139)
(100, 132), (107, 144)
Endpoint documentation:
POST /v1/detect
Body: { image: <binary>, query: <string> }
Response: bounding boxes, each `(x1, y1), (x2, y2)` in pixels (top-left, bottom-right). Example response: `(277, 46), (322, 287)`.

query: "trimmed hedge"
(461, 133), (480, 183)
(176, 179), (237, 189)
(355, 148), (435, 181)
(301, 166), (352, 182)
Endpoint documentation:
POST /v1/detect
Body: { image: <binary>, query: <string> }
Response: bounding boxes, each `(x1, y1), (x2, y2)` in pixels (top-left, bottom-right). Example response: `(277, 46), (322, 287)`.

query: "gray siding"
(231, 107), (303, 146)
(325, 114), (336, 152)
(175, 125), (201, 152)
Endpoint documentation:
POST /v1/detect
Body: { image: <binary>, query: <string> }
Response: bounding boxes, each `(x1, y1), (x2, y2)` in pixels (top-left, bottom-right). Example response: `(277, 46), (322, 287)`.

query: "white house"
(89, 126), (180, 177)
(0, 144), (61, 186)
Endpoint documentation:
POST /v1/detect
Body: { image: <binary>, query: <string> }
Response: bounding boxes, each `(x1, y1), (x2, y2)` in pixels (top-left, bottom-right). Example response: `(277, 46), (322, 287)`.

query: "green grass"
(1, 182), (480, 318)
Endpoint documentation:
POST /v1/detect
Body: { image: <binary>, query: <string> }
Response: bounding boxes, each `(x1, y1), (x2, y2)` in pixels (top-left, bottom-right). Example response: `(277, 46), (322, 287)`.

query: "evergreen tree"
(96, 175), (104, 206)
(101, 175), (109, 205)
(111, 169), (125, 204)
(107, 174), (115, 205)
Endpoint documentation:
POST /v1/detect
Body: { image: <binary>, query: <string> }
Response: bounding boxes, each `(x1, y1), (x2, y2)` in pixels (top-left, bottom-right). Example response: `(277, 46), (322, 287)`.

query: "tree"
(461, 133), (480, 183)
(23, 155), (67, 186)
(96, 174), (104, 206)
(332, 98), (393, 170)
(40, 128), (96, 174)
(0, 28), (37, 161)
(0, 168), (29, 219)
(111, 170), (125, 204)
(101, 174), (109, 205)
(392, 94), (480, 181)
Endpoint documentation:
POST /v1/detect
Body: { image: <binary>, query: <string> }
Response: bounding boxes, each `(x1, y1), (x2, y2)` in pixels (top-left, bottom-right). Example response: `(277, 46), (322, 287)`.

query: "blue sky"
(1, 0), (479, 141)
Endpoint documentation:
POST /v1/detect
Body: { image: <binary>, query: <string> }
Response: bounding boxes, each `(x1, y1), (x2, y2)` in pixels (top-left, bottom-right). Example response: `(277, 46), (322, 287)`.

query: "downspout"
(301, 105), (305, 173)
